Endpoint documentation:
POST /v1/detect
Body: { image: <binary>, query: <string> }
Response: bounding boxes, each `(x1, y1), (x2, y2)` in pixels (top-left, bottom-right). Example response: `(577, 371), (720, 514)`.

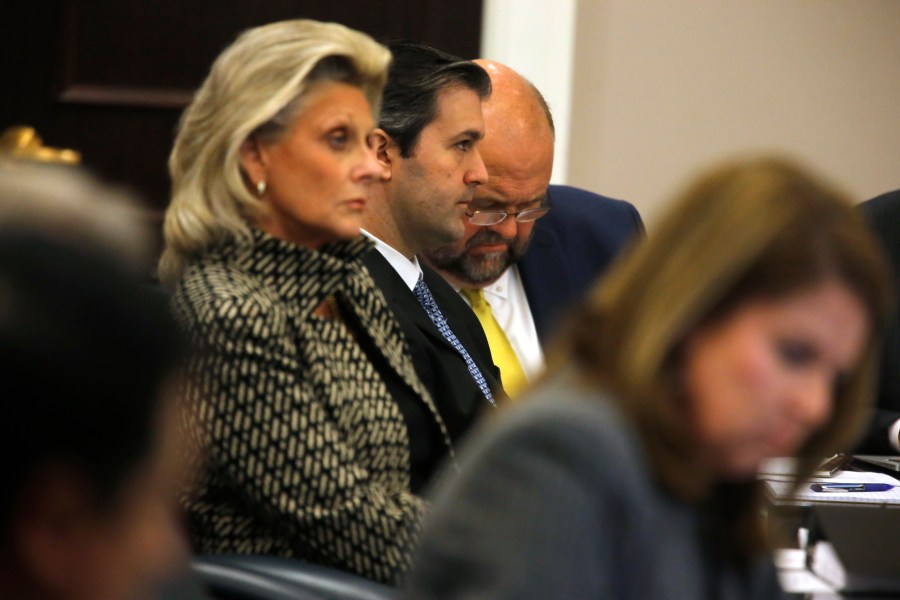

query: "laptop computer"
(811, 504), (900, 594)
(854, 455), (900, 472)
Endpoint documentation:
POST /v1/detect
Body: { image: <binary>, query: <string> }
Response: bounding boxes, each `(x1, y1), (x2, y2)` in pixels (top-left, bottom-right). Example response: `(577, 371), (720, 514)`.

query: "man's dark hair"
(379, 41), (491, 157)
(0, 228), (184, 540)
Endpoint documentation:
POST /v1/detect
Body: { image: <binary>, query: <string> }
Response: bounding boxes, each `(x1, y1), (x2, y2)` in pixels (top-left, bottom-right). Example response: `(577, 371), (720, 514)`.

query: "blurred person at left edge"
(0, 163), (193, 600)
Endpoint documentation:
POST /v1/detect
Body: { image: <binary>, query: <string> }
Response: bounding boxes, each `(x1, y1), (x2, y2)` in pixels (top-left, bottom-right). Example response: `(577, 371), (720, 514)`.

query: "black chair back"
(193, 555), (397, 600)
(192, 560), (323, 600)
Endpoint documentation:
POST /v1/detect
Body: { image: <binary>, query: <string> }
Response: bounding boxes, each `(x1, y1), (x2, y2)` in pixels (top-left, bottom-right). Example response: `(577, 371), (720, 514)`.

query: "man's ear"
(370, 128), (395, 182)
(239, 137), (267, 188)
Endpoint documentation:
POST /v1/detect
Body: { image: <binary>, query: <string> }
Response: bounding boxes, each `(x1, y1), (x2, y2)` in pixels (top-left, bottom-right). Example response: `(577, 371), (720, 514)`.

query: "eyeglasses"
(466, 204), (551, 227)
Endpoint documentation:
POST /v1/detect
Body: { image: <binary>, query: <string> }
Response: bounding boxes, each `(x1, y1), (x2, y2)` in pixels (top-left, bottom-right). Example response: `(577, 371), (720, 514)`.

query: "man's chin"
(424, 245), (518, 285)
(456, 252), (510, 284)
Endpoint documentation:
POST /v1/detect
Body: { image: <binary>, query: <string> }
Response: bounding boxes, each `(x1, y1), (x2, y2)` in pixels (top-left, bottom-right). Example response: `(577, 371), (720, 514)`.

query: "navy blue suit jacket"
(519, 184), (644, 346)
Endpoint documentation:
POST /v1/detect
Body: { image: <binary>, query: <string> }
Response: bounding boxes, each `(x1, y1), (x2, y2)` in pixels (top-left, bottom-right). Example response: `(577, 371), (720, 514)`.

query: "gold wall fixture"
(0, 126), (81, 164)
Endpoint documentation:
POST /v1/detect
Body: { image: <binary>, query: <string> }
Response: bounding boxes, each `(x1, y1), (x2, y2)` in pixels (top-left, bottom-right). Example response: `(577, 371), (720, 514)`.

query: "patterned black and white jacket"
(171, 228), (451, 584)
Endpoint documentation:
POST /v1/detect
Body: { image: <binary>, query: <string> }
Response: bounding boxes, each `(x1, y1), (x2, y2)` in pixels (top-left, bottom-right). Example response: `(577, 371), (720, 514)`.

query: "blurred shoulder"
(458, 369), (646, 486)
(172, 255), (286, 335)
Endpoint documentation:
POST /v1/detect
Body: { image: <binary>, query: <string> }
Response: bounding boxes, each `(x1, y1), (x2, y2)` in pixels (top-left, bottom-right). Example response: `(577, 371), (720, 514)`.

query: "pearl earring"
(256, 180), (267, 196)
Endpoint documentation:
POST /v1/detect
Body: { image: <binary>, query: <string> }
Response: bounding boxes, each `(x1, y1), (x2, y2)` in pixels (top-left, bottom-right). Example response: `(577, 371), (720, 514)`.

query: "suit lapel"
(357, 250), (455, 457)
(518, 225), (574, 345)
(361, 251), (460, 351)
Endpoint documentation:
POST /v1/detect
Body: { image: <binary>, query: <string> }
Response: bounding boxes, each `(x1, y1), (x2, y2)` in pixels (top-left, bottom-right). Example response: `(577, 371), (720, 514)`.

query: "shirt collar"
(480, 267), (514, 301)
(361, 229), (423, 291)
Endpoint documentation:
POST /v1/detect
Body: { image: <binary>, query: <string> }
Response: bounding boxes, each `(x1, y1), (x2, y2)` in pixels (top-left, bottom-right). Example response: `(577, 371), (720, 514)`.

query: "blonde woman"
(160, 20), (448, 583)
(404, 157), (892, 599)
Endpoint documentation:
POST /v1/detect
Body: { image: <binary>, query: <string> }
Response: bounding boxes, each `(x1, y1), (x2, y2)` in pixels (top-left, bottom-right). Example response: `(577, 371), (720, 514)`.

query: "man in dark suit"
(858, 189), (900, 454)
(361, 42), (502, 487)
(423, 60), (643, 396)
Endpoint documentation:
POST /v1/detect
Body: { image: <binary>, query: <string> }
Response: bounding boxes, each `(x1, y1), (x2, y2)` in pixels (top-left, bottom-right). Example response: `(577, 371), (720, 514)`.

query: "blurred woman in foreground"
(404, 157), (892, 599)
(159, 20), (445, 583)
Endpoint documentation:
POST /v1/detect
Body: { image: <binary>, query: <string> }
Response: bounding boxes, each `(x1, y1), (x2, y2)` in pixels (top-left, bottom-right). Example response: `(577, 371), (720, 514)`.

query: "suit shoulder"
(859, 190), (900, 261)
(547, 185), (644, 233)
(547, 185), (640, 217)
(860, 189), (900, 226)
(860, 189), (900, 213)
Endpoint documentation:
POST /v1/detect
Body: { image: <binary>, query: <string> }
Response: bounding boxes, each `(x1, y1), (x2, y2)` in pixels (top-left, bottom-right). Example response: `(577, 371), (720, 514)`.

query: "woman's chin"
(710, 448), (768, 481)
(326, 223), (364, 243)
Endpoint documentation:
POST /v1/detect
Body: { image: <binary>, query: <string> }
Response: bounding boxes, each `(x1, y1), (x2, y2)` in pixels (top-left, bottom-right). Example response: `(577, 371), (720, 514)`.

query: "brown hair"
(554, 155), (892, 555)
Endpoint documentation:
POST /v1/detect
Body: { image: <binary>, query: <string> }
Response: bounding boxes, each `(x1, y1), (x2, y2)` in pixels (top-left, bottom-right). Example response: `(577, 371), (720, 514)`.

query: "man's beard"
(426, 228), (531, 285)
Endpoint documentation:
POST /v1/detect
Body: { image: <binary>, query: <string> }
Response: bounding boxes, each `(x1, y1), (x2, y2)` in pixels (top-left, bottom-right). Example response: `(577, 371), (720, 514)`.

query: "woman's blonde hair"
(158, 19), (391, 285)
(555, 156), (892, 554)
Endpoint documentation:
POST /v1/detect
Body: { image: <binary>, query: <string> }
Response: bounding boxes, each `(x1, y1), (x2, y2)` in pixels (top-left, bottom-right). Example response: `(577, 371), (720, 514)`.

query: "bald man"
(422, 60), (644, 396)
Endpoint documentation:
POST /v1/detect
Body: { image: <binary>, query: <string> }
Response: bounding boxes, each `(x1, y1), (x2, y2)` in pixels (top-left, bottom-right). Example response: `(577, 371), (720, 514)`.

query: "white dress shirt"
(361, 229), (422, 291)
(458, 266), (545, 382)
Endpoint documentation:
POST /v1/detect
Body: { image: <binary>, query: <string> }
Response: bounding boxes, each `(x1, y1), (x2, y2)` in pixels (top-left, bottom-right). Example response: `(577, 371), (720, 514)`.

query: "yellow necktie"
(461, 288), (528, 399)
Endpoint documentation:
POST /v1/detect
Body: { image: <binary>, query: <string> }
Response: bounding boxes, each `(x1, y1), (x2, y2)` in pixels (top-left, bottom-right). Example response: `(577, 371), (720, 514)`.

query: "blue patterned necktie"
(413, 276), (495, 406)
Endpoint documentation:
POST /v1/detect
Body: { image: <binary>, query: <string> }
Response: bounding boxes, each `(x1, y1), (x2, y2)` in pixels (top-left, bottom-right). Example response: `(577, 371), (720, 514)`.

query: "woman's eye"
(777, 339), (817, 367)
(327, 130), (348, 149)
(455, 140), (472, 152)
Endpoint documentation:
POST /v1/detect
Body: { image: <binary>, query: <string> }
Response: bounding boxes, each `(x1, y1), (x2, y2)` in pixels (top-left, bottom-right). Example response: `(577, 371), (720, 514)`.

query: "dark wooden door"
(1, 0), (483, 212)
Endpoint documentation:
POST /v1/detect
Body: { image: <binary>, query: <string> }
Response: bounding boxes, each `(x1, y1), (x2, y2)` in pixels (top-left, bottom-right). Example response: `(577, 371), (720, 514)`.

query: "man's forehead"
(429, 85), (485, 126)
(480, 133), (553, 186)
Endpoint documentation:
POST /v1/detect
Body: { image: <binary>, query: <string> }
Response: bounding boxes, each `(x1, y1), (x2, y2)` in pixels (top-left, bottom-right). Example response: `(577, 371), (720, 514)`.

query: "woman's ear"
(239, 137), (267, 190)
(369, 129), (394, 182)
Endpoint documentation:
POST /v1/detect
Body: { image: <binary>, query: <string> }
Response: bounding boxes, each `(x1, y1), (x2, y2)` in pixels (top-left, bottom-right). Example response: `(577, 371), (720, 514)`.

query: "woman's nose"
(792, 373), (833, 430)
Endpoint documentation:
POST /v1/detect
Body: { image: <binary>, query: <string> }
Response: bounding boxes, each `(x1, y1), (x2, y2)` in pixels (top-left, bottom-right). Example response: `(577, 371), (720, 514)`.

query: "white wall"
(480, 0), (577, 184)
(483, 0), (900, 225)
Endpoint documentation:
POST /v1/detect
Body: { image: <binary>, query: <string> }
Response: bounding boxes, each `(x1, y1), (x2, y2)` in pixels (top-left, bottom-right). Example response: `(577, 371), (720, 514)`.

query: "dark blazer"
(519, 184), (644, 345)
(363, 250), (502, 466)
(858, 190), (900, 454)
